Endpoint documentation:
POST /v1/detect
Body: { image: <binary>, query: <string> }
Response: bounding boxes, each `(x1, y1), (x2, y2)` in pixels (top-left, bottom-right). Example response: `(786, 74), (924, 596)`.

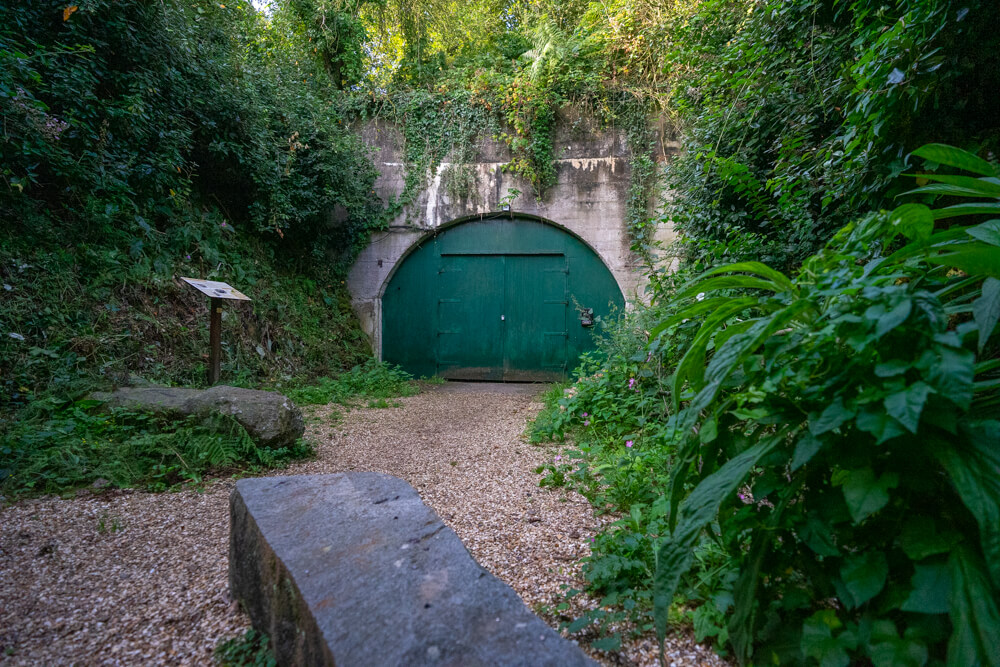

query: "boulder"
(91, 385), (304, 449)
(229, 473), (596, 667)
(186, 386), (304, 449)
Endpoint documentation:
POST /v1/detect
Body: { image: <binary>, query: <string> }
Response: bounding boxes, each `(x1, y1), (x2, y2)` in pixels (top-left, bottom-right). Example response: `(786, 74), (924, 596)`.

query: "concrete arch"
(348, 212), (630, 359)
(376, 212), (627, 300)
(347, 110), (681, 356)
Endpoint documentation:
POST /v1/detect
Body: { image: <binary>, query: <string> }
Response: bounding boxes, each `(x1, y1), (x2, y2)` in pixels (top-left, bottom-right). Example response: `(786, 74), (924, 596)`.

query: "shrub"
(652, 145), (1000, 665)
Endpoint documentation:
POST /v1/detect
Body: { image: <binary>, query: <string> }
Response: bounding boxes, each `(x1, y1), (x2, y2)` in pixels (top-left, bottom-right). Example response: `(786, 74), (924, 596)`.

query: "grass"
(0, 397), (312, 500)
(284, 359), (419, 407)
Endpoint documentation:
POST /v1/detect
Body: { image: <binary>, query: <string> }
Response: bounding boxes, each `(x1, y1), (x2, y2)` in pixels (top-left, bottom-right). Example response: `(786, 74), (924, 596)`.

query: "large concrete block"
(230, 473), (595, 667)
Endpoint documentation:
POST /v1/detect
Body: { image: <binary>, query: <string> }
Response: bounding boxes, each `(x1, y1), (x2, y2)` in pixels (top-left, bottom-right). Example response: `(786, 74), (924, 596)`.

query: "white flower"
(8, 333), (25, 341)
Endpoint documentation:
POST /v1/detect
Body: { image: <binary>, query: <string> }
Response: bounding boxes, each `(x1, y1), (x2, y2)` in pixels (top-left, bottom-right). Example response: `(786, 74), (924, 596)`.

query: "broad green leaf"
(868, 619), (929, 667)
(711, 318), (758, 354)
(840, 551), (888, 608)
(966, 219), (1000, 246)
(800, 515), (840, 556)
(947, 545), (1000, 666)
(906, 174), (1000, 196)
(884, 381), (933, 433)
(792, 432), (824, 470)
(590, 635), (622, 651)
(801, 610), (852, 667)
(675, 274), (785, 300)
(698, 261), (796, 292)
(653, 438), (778, 643)
(875, 359), (911, 377)
(648, 296), (737, 339)
(931, 203), (1000, 220)
(927, 347), (975, 411)
(855, 408), (907, 444)
(902, 183), (997, 198)
(881, 227), (970, 267)
(810, 398), (854, 436)
(901, 517), (962, 561)
(902, 562), (951, 614)
(838, 467), (899, 523)
(890, 203), (934, 242)
(672, 299), (761, 408)
(702, 300), (815, 392)
(973, 277), (1000, 352)
(866, 299), (912, 338)
(928, 242), (1000, 279)
(911, 144), (998, 177)
(934, 421), (1000, 589)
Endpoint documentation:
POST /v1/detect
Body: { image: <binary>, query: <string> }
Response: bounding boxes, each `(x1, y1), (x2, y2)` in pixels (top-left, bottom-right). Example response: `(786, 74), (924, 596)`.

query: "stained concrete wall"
(347, 108), (679, 357)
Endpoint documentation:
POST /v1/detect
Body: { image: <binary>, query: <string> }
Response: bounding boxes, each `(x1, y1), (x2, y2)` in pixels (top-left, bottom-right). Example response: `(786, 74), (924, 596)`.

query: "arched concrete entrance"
(379, 215), (624, 380)
(346, 110), (682, 363)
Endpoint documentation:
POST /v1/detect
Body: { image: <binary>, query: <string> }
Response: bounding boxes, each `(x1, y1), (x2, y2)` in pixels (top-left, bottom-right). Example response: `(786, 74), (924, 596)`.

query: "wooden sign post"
(181, 277), (251, 385)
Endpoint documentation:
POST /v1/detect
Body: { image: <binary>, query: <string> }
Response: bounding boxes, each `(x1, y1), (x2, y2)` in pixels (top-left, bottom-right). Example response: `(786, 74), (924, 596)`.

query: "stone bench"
(229, 473), (595, 666)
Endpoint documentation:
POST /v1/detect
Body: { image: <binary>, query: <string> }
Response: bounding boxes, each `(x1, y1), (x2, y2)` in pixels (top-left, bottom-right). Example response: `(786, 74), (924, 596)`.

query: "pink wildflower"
(626, 440), (633, 448)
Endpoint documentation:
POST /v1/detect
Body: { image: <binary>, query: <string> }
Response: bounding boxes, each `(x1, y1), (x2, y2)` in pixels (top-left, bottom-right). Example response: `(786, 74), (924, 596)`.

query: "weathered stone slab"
(229, 473), (595, 666)
(91, 385), (304, 448)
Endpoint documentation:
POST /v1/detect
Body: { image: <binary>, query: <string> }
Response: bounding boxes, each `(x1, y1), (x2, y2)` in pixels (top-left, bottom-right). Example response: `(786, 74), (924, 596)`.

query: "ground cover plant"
(0, 395), (312, 498)
(283, 358), (419, 407)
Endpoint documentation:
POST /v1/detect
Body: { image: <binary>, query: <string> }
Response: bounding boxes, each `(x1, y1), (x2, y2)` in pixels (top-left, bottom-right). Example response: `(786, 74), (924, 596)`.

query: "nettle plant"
(650, 145), (1000, 665)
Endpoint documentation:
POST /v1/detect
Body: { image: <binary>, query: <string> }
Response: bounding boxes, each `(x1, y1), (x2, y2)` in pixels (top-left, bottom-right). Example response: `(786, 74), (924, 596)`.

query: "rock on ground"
(231, 473), (595, 666)
(91, 385), (304, 448)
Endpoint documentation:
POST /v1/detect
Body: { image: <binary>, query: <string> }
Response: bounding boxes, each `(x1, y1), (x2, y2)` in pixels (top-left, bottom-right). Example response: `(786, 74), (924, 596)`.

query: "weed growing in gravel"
(214, 629), (275, 667)
(97, 512), (123, 534)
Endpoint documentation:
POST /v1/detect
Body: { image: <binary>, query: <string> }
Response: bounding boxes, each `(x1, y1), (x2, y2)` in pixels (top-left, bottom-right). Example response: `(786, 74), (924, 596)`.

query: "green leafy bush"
(0, 1), (388, 417)
(651, 145), (1000, 665)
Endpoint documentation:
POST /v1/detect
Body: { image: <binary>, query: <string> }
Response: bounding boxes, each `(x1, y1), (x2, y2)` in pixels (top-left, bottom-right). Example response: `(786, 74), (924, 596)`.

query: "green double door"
(381, 217), (625, 381)
(437, 254), (568, 381)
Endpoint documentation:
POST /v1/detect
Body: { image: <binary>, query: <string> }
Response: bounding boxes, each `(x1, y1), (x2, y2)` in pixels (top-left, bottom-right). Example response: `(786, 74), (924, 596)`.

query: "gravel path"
(1, 383), (724, 666)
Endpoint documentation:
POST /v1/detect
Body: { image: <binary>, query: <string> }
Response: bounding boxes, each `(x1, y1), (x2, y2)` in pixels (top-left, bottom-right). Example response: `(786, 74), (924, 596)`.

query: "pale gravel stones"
(0, 383), (727, 666)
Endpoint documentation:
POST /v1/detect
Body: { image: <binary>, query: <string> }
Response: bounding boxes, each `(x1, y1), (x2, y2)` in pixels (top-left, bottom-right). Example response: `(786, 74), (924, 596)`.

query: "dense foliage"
(540, 145), (1000, 663)
(1, 397), (311, 496)
(664, 0), (1000, 268)
(0, 0), (385, 409)
(522, 1), (1000, 662)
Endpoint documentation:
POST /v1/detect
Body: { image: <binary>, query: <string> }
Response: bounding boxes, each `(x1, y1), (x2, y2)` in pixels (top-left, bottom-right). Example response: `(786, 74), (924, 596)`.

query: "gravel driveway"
(0, 383), (723, 666)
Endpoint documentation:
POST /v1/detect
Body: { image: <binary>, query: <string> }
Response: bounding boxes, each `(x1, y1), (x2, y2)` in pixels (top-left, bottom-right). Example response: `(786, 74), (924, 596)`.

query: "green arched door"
(382, 217), (624, 381)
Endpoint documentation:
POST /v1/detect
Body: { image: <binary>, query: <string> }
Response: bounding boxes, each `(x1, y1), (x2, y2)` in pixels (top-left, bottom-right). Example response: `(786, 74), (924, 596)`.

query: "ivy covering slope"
(0, 0), (385, 408)
(0, 1), (391, 495)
